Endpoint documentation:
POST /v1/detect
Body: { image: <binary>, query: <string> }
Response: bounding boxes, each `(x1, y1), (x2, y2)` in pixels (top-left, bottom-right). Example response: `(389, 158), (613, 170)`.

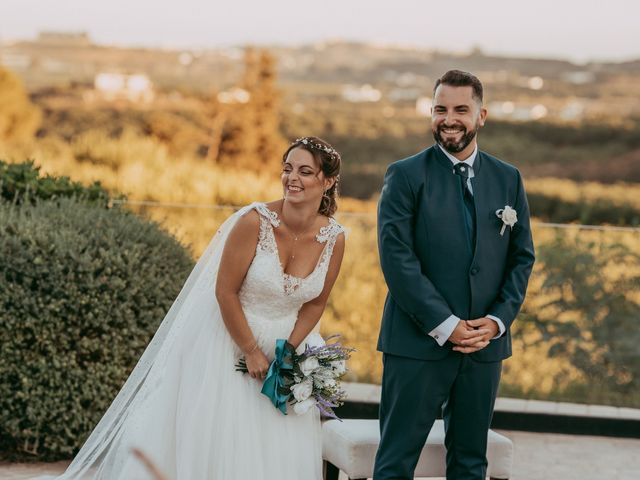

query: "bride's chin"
(283, 195), (320, 208)
(283, 195), (300, 206)
(284, 192), (304, 201)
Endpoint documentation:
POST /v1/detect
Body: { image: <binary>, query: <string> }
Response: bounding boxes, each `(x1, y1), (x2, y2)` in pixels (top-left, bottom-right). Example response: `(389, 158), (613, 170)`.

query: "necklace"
(279, 216), (316, 260)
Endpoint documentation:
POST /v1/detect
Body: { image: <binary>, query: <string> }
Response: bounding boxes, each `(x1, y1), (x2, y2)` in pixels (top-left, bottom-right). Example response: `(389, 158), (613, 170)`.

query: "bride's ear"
(324, 176), (337, 191)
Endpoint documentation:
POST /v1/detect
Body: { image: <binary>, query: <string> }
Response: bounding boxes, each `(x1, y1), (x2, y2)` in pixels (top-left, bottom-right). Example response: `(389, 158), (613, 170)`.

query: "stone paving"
(2, 430), (639, 479)
(497, 430), (640, 480)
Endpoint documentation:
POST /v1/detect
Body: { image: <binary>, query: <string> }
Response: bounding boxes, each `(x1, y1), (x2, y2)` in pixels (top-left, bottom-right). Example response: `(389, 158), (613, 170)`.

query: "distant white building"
(217, 87), (250, 104)
(562, 71), (595, 85)
(488, 101), (548, 121)
(42, 59), (68, 73)
(527, 76), (544, 90)
(560, 100), (586, 120)
(341, 84), (381, 103)
(94, 73), (154, 103)
(388, 88), (422, 102)
(0, 53), (31, 70)
(178, 52), (194, 66)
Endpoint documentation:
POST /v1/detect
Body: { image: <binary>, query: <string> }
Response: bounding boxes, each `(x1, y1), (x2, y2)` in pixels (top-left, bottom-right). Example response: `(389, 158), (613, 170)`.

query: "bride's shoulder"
(237, 202), (279, 224)
(318, 216), (347, 243)
(229, 204), (262, 235)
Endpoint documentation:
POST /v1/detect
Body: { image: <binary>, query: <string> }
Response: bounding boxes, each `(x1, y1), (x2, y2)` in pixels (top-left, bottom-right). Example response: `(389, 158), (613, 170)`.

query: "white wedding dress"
(37, 202), (345, 480)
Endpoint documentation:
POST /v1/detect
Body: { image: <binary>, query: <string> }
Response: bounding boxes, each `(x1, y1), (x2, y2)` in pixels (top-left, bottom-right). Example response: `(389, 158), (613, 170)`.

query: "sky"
(1, 0), (638, 63)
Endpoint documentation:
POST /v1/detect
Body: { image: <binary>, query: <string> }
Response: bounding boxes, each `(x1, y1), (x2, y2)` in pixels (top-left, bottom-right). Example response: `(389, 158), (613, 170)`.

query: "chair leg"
(490, 477), (509, 480)
(323, 460), (340, 480)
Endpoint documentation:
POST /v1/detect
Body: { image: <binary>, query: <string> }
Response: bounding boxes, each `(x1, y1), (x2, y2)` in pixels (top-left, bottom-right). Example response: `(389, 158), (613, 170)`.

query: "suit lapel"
(433, 144), (454, 172)
(469, 151), (485, 264)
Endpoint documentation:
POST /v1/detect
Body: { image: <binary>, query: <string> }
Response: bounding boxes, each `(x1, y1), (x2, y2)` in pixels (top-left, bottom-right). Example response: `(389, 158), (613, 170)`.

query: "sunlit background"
(1, 0), (639, 462)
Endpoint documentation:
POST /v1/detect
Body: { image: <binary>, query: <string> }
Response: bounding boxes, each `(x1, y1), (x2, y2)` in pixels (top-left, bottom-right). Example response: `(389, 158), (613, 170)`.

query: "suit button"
(470, 267), (479, 275)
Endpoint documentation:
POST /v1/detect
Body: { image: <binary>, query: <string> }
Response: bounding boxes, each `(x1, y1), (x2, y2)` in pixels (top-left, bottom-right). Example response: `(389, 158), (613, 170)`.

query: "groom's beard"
(432, 123), (478, 154)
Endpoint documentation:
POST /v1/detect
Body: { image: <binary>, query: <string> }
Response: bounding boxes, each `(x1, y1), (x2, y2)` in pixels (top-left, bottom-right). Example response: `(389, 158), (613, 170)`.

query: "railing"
(115, 199), (640, 410)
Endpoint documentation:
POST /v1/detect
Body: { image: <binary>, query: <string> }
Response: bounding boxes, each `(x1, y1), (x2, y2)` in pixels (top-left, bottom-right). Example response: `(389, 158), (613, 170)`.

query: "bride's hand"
(244, 348), (271, 380)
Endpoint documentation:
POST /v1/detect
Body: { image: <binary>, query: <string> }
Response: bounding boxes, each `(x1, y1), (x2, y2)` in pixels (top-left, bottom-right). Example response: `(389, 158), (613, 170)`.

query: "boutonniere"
(495, 205), (517, 236)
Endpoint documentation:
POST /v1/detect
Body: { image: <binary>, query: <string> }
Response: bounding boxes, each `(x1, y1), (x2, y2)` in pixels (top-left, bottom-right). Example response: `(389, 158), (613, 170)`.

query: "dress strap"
(251, 203), (280, 228)
(245, 203), (280, 255)
(316, 217), (346, 244)
(315, 218), (346, 272)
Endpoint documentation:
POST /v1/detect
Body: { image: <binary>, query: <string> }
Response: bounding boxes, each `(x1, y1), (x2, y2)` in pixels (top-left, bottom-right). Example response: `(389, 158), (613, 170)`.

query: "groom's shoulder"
(480, 150), (521, 177)
(388, 145), (437, 173)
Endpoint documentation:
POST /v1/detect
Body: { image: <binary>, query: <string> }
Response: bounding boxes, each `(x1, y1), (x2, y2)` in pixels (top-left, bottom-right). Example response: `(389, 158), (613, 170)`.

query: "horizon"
(1, 0), (639, 64)
(4, 32), (640, 66)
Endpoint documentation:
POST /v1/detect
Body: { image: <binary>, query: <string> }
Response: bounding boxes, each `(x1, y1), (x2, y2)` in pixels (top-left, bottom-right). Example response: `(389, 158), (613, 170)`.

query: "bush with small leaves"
(0, 198), (194, 460)
(0, 159), (112, 206)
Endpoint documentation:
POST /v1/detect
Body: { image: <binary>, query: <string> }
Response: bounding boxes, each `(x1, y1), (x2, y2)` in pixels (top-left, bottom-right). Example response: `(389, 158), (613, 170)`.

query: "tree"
(252, 50), (287, 171)
(214, 48), (286, 173)
(521, 233), (640, 402)
(0, 67), (41, 143)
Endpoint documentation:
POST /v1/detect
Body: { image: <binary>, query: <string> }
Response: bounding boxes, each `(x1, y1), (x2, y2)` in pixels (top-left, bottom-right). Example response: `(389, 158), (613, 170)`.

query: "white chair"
(323, 419), (513, 480)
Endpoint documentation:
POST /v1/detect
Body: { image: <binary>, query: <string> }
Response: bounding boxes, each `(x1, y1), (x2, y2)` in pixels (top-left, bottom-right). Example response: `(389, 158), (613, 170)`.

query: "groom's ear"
(478, 106), (488, 127)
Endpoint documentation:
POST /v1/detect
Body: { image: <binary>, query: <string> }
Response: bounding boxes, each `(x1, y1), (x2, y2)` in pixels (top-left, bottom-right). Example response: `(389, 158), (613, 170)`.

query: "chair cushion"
(322, 419), (513, 479)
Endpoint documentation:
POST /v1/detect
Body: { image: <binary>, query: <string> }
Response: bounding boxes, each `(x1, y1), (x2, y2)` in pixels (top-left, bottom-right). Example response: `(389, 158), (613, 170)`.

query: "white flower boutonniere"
(495, 205), (518, 236)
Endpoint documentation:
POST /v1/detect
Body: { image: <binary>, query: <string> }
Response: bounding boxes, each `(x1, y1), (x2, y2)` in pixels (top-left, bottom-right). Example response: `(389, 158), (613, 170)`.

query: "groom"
(373, 70), (535, 479)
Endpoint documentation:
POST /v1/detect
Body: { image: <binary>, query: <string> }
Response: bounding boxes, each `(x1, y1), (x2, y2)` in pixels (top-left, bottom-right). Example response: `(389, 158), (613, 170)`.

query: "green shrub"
(0, 159), (112, 206)
(509, 233), (640, 406)
(0, 198), (194, 460)
(526, 192), (640, 226)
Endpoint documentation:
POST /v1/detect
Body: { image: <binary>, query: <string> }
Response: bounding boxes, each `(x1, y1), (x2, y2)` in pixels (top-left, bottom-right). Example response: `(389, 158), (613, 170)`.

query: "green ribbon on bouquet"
(260, 339), (295, 415)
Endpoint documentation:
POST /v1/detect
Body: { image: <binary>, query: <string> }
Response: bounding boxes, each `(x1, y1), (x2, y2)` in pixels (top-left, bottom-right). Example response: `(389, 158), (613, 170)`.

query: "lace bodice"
(237, 203), (345, 356)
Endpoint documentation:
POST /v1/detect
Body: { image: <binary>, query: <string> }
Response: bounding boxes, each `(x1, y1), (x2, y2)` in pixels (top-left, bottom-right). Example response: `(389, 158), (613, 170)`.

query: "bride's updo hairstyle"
(282, 136), (342, 217)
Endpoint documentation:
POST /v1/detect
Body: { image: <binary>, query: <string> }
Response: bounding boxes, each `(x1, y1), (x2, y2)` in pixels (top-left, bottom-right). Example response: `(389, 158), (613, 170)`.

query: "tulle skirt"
(38, 302), (322, 480)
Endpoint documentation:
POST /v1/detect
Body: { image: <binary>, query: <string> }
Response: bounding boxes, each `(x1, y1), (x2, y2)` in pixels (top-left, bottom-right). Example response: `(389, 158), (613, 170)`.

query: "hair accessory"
(293, 137), (340, 161)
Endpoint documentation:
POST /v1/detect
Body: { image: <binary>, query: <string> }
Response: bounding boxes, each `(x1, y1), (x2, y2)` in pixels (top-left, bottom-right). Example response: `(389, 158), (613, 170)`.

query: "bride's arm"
(215, 211), (270, 379)
(288, 233), (346, 349)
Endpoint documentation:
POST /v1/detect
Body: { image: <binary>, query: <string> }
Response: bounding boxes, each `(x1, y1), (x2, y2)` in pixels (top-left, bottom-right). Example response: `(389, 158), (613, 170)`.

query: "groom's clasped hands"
(449, 318), (499, 353)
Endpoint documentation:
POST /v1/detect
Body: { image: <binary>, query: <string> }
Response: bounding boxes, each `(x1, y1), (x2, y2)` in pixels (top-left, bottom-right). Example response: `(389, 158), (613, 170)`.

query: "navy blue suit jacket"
(377, 145), (535, 362)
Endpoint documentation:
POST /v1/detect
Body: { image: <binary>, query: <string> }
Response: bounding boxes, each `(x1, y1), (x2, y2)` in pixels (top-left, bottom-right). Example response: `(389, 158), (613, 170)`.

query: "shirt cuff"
(429, 315), (459, 346)
(486, 315), (505, 339)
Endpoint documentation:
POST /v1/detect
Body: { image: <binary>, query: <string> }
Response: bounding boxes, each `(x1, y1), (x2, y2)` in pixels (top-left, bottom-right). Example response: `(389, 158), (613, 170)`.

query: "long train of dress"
(35, 202), (345, 480)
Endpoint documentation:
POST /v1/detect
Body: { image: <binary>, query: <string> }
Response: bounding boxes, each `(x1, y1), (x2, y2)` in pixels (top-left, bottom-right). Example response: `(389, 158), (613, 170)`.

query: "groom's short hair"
(434, 70), (483, 104)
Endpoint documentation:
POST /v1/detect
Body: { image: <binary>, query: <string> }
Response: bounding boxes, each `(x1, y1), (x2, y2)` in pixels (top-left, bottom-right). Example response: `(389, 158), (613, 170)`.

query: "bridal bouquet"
(236, 333), (354, 420)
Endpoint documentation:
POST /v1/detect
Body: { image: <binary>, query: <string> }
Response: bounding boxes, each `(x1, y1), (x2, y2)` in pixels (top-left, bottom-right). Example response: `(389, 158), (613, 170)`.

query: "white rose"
(501, 206), (518, 225)
(304, 333), (326, 349)
(291, 378), (313, 402)
(299, 357), (320, 376)
(330, 360), (347, 376)
(293, 398), (317, 415)
(496, 205), (518, 236)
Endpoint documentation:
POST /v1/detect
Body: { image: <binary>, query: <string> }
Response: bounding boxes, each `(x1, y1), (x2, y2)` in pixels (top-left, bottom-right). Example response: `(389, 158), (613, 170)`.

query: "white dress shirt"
(428, 144), (506, 346)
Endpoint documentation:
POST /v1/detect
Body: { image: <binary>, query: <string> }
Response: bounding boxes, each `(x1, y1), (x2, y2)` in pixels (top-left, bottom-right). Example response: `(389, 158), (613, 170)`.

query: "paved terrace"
(3, 432), (640, 480)
(2, 384), (639, 479)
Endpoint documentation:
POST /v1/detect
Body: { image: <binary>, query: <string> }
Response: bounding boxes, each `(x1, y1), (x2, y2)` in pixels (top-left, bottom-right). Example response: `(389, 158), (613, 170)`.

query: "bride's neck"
(280, 200), (319, 231)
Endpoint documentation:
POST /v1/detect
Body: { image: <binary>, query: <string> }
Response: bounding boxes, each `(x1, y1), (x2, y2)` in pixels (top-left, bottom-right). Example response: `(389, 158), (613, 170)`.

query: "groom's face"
(431, 85), (487, 156)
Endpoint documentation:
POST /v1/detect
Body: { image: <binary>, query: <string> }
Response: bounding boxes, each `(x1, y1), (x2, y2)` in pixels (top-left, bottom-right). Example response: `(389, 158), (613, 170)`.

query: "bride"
(38, 136), (346, 480)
